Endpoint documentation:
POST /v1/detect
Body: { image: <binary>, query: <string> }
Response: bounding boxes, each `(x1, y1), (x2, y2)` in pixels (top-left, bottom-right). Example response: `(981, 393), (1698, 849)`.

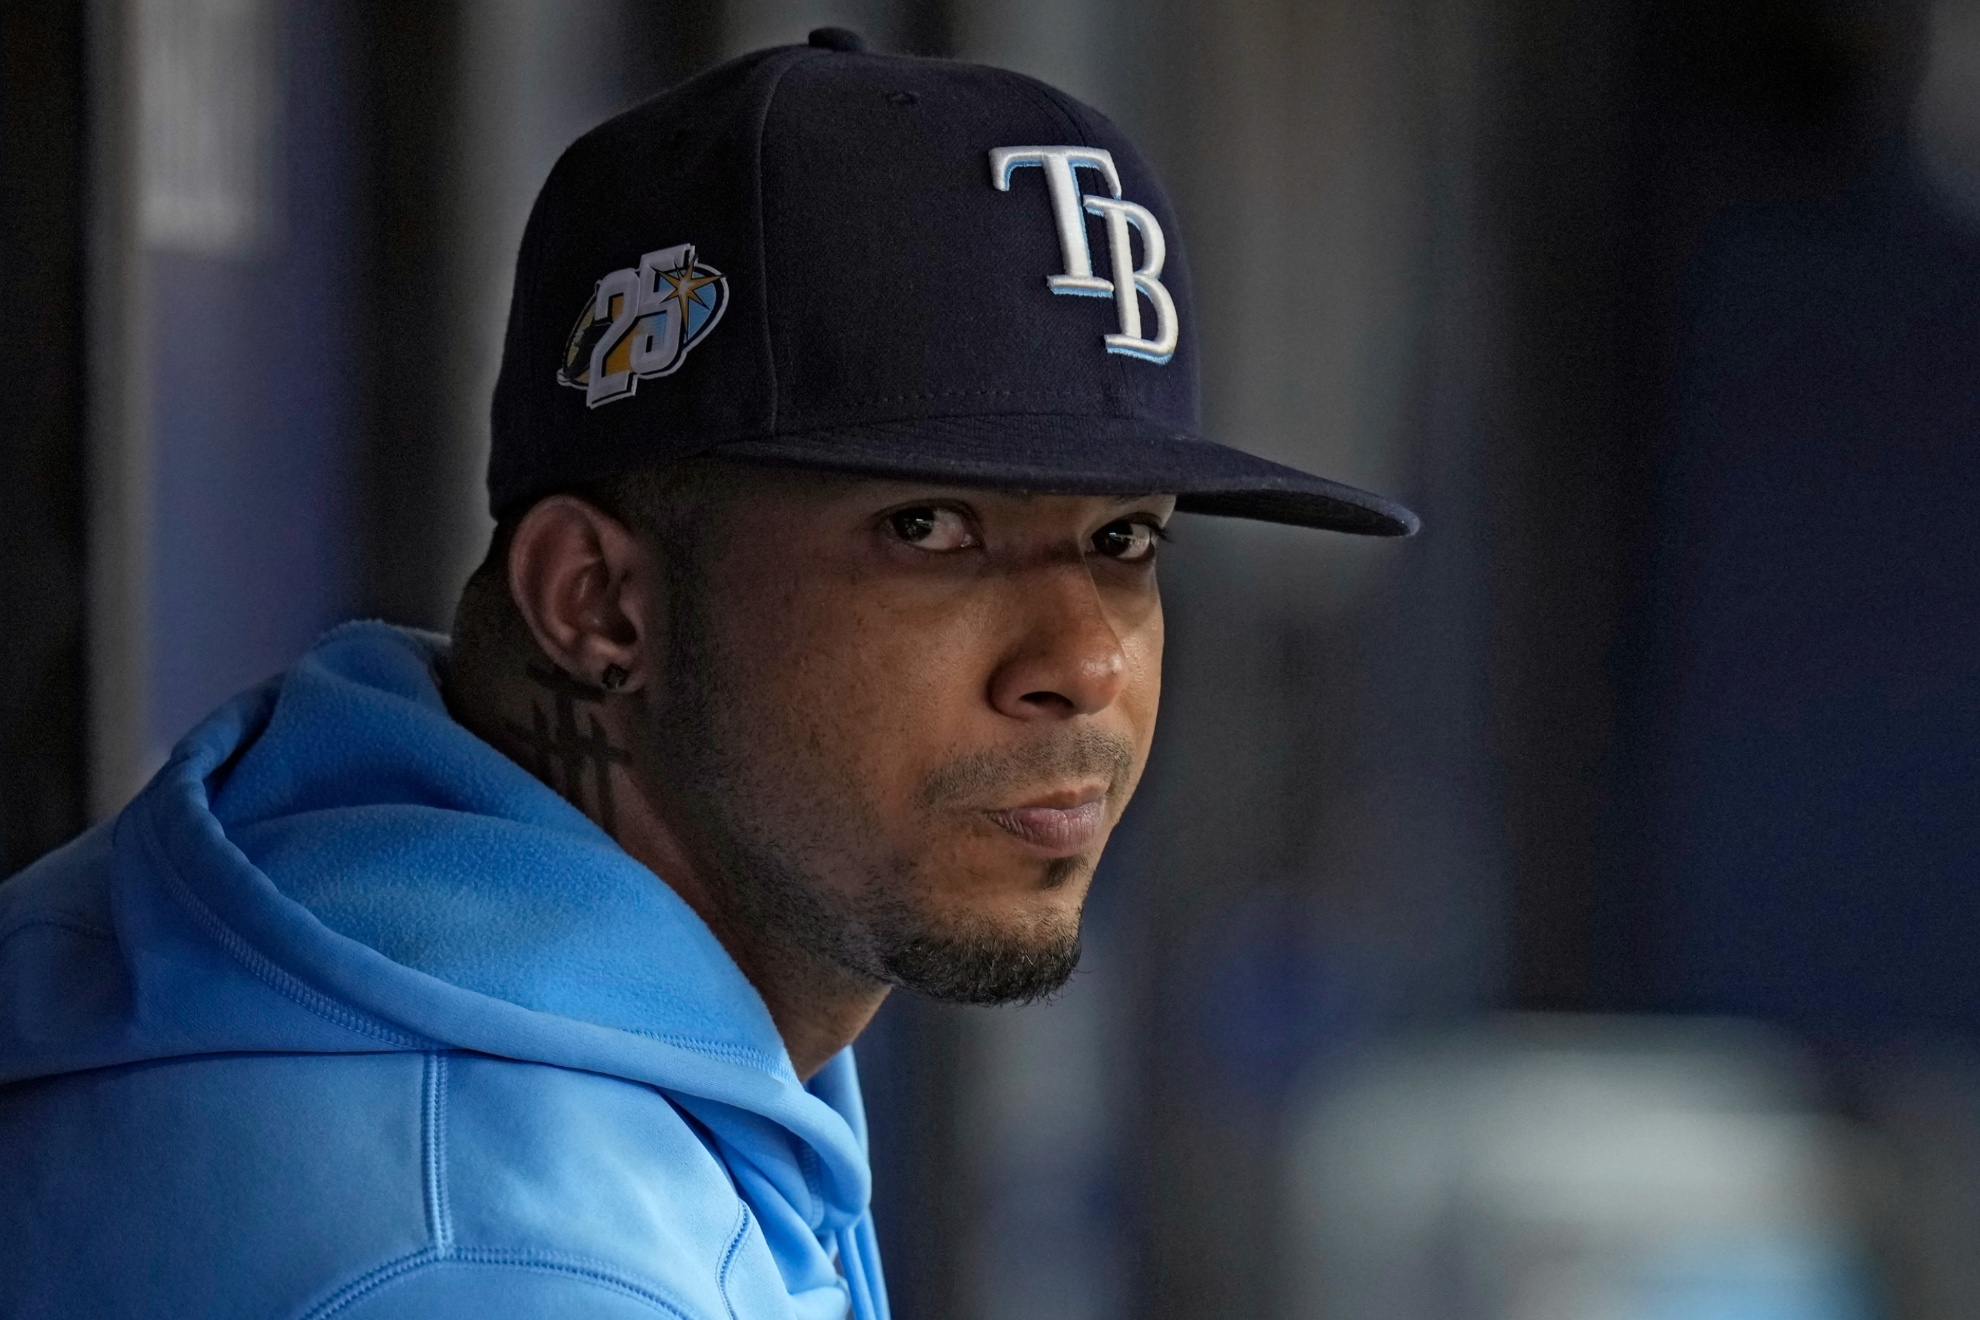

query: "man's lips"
(983, 798), (1107, 857)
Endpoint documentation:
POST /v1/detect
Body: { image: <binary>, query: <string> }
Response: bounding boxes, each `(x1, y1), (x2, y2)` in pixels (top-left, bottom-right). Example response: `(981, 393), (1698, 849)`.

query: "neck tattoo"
(505, 663), (632, 831)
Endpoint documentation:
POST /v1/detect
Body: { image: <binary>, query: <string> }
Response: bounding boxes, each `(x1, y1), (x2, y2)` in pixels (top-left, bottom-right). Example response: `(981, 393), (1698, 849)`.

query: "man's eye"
(1091, 519), (1162, 562)
(886, 506), (977, 551)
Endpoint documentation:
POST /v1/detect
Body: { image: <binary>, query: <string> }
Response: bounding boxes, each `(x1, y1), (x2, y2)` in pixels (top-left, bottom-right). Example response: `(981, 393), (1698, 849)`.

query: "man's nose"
(986, 563), (1130, 720)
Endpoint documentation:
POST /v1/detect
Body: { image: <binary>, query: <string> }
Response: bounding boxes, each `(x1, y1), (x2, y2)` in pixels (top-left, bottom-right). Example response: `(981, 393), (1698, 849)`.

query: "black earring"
(599, 663), (629, 692)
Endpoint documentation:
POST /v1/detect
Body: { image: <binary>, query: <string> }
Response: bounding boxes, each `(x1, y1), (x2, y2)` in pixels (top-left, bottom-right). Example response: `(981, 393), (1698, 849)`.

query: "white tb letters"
(990, 146), (1179, 363)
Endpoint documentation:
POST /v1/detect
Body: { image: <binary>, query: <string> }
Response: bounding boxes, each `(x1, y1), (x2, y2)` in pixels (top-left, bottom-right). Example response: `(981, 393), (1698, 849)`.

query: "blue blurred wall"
(1640, 140), (1980, 1041)
(146, 0), (360, 756)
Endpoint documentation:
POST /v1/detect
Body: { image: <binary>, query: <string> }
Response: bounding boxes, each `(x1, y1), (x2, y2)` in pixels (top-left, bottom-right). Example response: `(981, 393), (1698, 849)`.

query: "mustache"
(917, 728), (1137, 808)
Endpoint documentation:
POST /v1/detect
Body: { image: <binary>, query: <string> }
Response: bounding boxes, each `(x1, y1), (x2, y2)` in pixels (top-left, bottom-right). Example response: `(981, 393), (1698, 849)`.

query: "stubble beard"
(645, 578), (1096, 1007)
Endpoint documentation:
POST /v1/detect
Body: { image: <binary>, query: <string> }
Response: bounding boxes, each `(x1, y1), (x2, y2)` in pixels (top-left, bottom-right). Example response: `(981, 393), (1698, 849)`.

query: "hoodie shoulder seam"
(628, 1028), (788, 1074)
(0, 916), (114, 956)
(133, 808), (429, 1050)
(299, 1247), (701, 1319)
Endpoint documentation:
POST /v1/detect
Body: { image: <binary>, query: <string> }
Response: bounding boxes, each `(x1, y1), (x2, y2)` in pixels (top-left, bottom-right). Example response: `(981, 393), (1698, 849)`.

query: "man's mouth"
(983, 794), (1107, 857)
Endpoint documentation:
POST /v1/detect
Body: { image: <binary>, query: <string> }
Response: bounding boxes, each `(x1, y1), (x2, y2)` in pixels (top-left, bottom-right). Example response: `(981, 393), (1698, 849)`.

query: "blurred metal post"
(1481, 0), (1635, 1015)
(84, 0), (155, 823)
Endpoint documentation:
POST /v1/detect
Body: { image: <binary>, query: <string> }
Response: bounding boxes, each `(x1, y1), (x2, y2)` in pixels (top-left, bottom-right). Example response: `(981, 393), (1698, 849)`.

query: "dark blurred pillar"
(351, 0), (467, 630)
(0, 3), (90, 874)
(1484, 0), (1638, 1012)
(352, 0), (724, 631)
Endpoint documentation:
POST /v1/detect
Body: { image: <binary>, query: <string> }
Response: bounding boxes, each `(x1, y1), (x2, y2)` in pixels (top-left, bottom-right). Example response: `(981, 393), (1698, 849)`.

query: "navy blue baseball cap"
(488, 29), (1419, 537)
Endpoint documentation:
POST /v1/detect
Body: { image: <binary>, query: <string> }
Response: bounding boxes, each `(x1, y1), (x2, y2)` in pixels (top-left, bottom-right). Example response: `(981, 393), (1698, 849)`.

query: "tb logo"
(990, 146), (1178, 364)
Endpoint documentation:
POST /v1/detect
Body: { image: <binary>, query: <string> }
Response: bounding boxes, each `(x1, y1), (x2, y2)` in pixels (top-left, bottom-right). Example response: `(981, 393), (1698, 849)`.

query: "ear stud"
(600, 664), (629, 692)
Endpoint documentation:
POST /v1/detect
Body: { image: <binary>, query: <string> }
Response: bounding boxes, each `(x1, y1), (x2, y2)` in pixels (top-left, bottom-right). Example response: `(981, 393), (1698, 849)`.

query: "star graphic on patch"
(661, 266), (723, 322)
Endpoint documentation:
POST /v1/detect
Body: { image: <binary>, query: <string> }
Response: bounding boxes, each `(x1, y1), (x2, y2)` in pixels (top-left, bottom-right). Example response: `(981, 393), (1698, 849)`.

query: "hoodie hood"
(0, 622), (885, 1320)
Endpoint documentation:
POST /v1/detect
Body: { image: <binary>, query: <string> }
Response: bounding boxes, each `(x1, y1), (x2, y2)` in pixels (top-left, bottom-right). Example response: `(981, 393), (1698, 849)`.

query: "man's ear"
(506, 495), (656, 693)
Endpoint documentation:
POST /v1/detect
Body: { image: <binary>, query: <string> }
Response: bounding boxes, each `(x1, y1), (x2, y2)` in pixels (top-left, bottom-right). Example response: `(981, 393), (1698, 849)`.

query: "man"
(0, 29), (1414, 1320)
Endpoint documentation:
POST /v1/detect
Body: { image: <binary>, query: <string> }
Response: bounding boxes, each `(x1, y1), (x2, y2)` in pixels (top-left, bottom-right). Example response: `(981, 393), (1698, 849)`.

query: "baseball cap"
(488, 28), (1420, 537)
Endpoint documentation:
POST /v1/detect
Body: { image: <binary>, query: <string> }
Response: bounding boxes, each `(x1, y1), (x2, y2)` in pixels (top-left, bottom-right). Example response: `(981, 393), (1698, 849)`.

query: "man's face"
(637, 471), (1171, 1004)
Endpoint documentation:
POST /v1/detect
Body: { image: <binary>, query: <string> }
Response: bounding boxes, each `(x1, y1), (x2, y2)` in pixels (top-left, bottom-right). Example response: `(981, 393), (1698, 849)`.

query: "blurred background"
(8, 0), (1980, 1316)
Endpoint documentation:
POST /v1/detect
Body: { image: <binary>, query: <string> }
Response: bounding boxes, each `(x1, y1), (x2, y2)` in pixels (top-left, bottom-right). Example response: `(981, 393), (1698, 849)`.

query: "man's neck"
(443, 655), (887, 1080)
(610, 802), (893, 1079)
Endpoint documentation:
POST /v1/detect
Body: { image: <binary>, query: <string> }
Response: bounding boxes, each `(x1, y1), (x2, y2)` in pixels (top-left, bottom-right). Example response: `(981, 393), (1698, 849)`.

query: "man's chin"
(876, 922), (1083, 1005)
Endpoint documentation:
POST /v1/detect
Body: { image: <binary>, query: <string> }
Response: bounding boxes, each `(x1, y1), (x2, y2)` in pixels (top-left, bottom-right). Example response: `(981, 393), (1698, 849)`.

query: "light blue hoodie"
(0, 622), (889, 1320)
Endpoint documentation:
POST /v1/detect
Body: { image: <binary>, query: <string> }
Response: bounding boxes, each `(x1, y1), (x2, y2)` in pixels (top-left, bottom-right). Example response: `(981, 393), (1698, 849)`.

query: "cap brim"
(712, 414), (1419, 536)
